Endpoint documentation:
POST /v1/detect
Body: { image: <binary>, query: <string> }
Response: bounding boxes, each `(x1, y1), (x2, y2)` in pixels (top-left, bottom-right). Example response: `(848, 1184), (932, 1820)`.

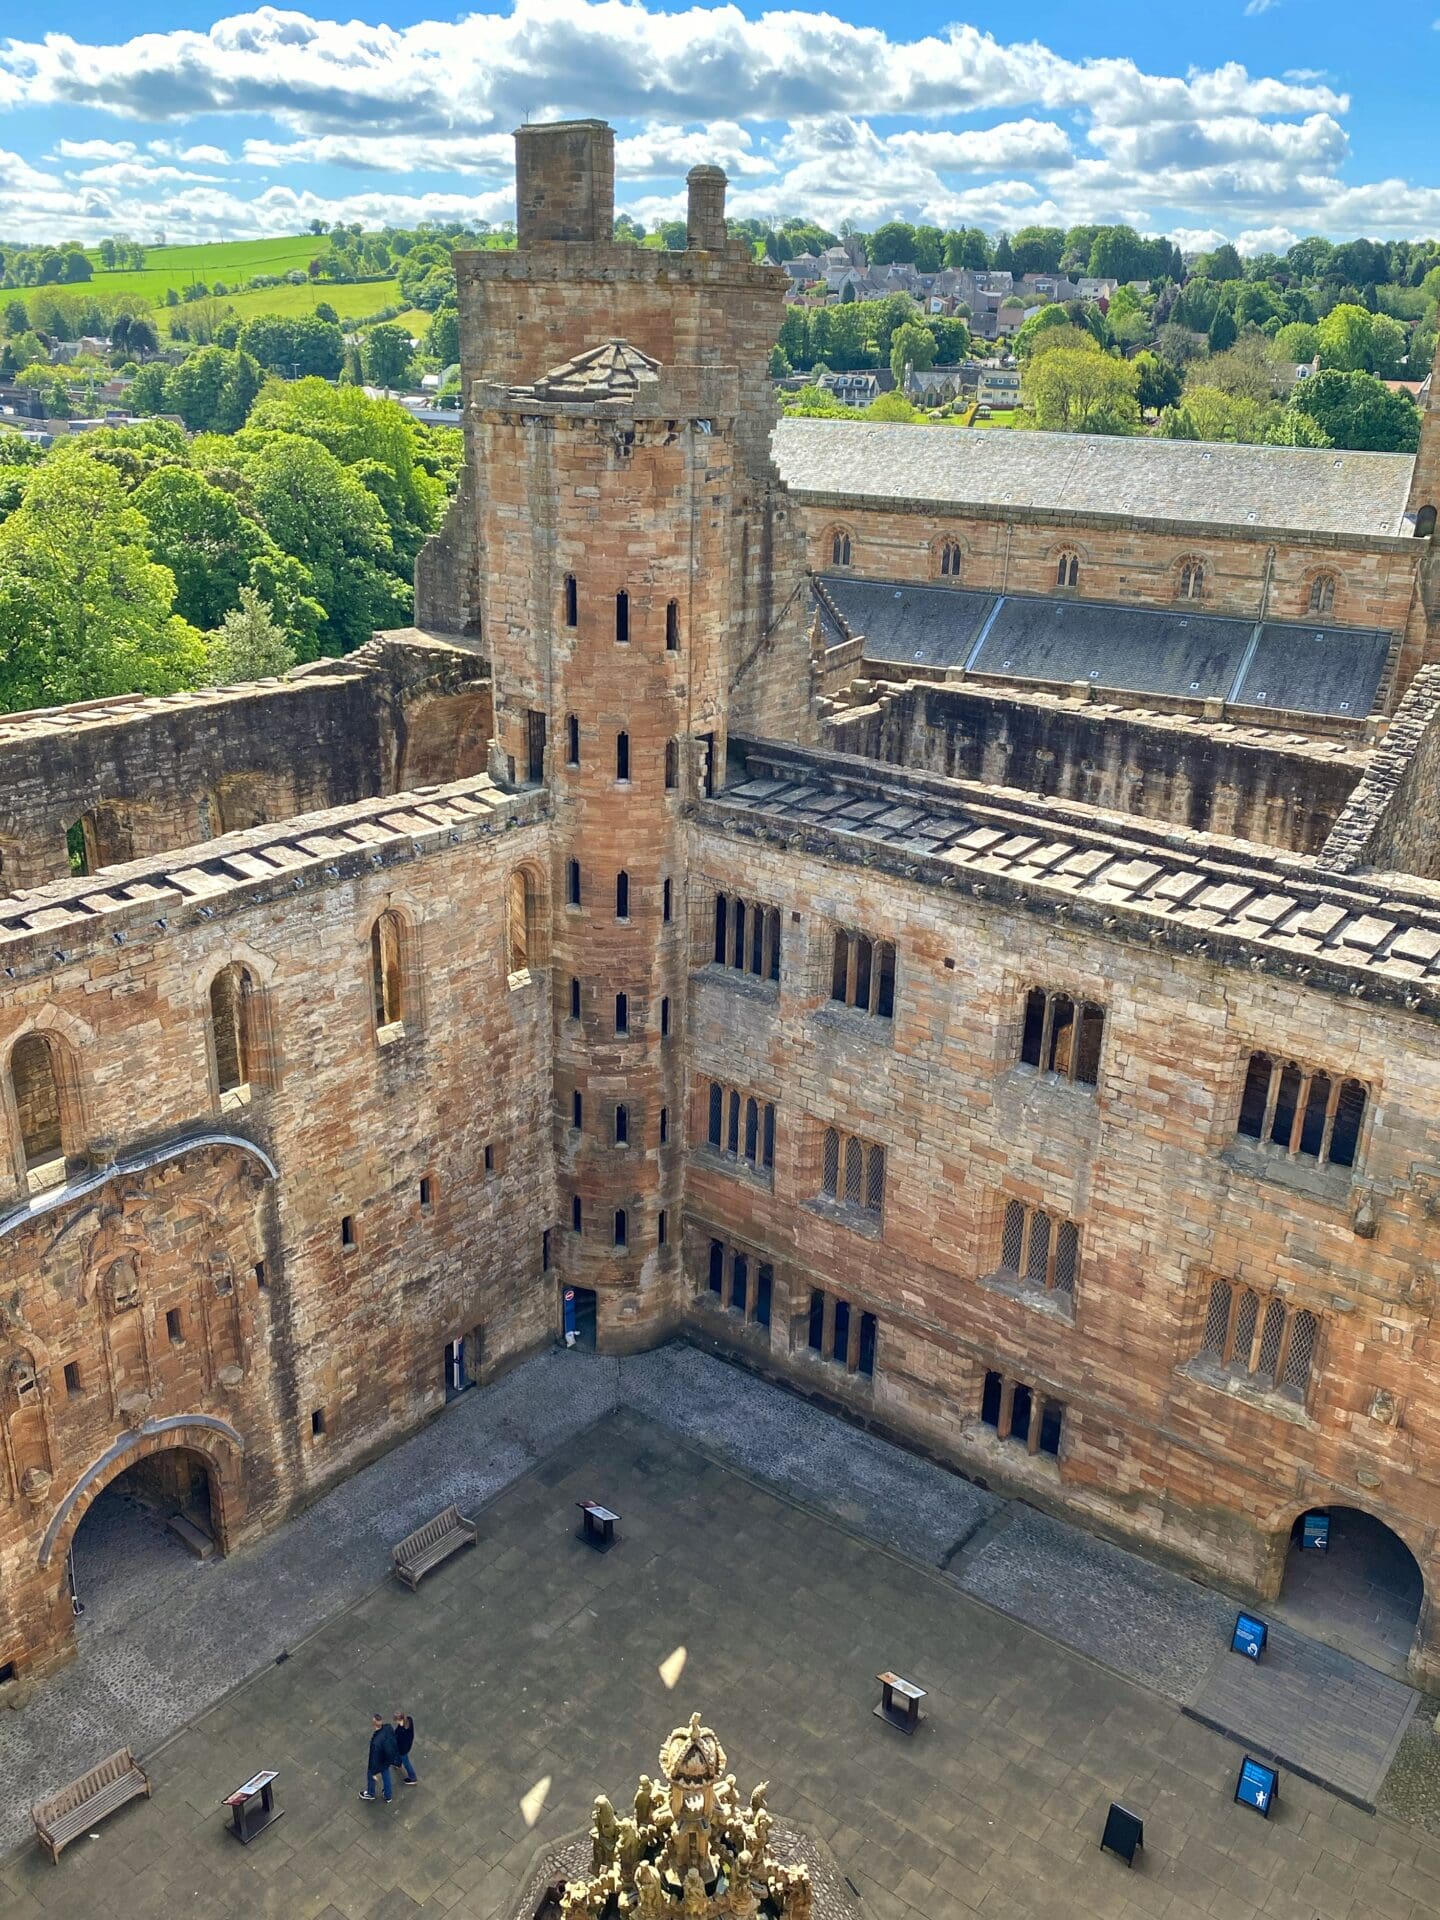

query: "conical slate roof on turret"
(517, 338), (662, 402)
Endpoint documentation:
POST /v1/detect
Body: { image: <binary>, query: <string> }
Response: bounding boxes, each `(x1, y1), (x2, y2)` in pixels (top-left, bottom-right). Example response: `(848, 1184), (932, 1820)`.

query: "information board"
(1234, 1757), (1278, 1817)
(1231, 1612), (1268, 1661)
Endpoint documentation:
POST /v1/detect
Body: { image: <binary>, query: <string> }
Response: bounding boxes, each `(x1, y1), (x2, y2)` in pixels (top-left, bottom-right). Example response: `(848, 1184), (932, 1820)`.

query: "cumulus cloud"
(0, 4), (1434, 243)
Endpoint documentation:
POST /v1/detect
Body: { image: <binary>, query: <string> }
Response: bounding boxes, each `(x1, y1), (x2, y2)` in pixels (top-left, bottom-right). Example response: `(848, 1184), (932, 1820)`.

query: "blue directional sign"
(1231, 1612), (1268, 1661)
(1235, 1757), (1278, 1817)
(1301, 1512), (1330, 1552)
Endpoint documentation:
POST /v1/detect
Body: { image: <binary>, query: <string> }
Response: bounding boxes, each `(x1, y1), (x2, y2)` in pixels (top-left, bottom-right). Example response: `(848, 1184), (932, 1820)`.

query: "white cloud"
(1244, 0), (1280, 16)
(0, 5), (1435, 244)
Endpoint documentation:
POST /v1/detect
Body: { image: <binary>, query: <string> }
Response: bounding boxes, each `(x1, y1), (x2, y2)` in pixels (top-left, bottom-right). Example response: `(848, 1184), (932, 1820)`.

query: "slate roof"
(814, 574), (1394, 718)
(774, 419), (1418, 540)
(707, 740), (1440, 1017)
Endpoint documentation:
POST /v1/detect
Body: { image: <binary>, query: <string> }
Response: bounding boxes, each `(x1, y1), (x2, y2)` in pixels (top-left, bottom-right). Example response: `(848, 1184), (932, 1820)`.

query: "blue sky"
(1, 0), (1437, 248)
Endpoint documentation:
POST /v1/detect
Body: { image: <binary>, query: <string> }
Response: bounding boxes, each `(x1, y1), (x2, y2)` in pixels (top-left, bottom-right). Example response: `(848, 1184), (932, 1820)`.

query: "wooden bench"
(32, 1747), (152, 1862)
(392, 1503), (477, 1589)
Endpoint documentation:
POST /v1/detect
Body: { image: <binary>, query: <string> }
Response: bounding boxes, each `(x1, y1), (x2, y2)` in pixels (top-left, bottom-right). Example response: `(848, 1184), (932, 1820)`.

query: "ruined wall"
(681, 814), (1440, 1678)
(1322, 665), (1440, 878)
(794, 499), (1423, 688)
(0, 775), (554, 1680)
(824, 680), (1367, 853)
(0, 634), (491, 891)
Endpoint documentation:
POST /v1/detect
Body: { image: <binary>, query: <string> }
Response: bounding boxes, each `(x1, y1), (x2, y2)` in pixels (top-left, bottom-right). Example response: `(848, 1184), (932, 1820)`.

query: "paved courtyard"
(2, 1344), (1439, 1919)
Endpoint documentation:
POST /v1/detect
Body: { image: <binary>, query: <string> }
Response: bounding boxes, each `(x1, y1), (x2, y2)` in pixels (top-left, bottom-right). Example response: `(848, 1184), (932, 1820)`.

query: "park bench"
(391, 1502), (477, 1589)
(32, 1747), (152, 1862)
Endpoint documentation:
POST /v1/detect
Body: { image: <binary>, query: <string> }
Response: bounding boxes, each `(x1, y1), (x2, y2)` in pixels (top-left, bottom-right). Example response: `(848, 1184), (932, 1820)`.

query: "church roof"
(518, 339), (661, 402)
(773, 419), (1418, 541)
(815, 573), (1394, 719)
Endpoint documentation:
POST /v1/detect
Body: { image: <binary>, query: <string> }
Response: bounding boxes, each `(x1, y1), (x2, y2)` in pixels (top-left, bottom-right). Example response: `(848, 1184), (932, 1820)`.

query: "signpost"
(1231, 1612), (1269, 1661)
(1100, 1803), (1144, 1867)
(1234, 1757), (1278, 1818)
(223, 1770), (282, 1844)
(1301, 1511), (1331, 1552)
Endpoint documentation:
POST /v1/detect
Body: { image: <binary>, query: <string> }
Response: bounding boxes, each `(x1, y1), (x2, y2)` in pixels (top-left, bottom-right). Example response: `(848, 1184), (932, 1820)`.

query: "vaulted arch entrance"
(1277, 1506), (1423, 1678)
(69, 1447), (221, 1630)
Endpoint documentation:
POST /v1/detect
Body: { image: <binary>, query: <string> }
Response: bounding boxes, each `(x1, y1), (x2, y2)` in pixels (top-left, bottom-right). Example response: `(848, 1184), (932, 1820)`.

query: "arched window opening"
(615, 1103), (629, 1145)
(614, 1208), (628, 1248)
(615, 992), (629, 1035)
(830, 528), (852, 568)
(615, 870), (630, 920)
(566, 714), (580, 767)
(10, 1033), (66, 1187)
(1178, 558), (1205, 601)
(65, 817), (94, 876)
(615, 590), (630, 644)
(508, 867), (541, 977)
(615, 732), (630, 782)
(1055, 550), (1079, 590)
(1308, 573), (1337, 616)
(563, 574), (578, 627)
(209, 965), (253, 1099)
(567, 858), (582, 907)
(938, 539), (963, 579)
(1416, 505), (1437, 539)
(666, 599), (680, 651)
(371, 912), (406, 1031)
(665, 738), (679, 791)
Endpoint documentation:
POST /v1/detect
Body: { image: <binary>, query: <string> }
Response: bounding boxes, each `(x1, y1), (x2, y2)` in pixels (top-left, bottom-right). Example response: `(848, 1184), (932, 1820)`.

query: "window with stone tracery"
(1235, 1051), (1366, 1170)
(820, 1125), (885, 1220)
(1197, 1277), (1319, 1402)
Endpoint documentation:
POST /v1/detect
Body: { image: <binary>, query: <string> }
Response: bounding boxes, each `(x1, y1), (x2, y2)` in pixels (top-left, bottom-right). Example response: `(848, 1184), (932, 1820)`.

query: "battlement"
(704, 735), (1440, 1018)
(0, 774), (543, 976)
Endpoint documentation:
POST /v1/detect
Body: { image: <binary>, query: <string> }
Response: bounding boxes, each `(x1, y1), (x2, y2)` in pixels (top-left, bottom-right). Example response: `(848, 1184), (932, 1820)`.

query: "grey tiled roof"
(774, 419), (1417, 539)
(815, 574), (1394, 717)
(708, 740), (1440, 1016)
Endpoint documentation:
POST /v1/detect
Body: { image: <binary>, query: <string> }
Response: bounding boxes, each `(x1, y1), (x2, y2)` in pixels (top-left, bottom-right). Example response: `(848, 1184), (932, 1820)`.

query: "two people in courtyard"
(360, 1710), (419, 1802)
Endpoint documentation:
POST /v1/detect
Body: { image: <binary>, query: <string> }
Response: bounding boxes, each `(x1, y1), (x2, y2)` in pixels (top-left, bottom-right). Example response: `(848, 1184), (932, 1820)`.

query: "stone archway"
(1276, 1504), (1425, 1678)
(34, 1418), (244, 1674)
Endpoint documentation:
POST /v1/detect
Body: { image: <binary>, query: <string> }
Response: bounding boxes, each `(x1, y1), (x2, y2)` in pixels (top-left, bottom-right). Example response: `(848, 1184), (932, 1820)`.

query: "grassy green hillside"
(77, 235), (326, 300)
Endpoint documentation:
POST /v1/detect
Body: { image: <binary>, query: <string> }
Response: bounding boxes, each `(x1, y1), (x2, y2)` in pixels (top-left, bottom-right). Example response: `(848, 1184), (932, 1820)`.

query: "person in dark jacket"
(360, 1713), (398, 1802)
(393, 1709), (418, 1784)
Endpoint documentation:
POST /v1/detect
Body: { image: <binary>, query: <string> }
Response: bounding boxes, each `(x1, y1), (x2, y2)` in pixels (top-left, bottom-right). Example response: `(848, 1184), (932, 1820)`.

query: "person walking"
(360, 1712), (398, 1803)
(393, 1710), (419, 1785)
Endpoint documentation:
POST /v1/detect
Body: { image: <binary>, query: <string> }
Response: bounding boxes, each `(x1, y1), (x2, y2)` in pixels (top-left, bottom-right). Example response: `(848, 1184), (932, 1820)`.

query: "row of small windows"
(562, 576), (681, 650)
(706, 1082), (776, 1172)
(712, 893), (781, 981)
(562, 724), (681, 791)
(998, 1200), (1079, 1299)
(1020, 988), (1104, 1086)
(806, 1289), (877, 1377)
(707, 1240), (774, 1327)
(566, 863), (671, 923)
(820, 1127), (885, 1217)
(566, 978), (669, 1039)
(830, 929), (895, 1017)
(981, 1370), (1064, 1457)
(568, 1197), (668, 1250)
(825, 531), (1343, 618)
(1200, 1278), (1319, 1401)
(1236, 1051), (1365, 1170)
(571, 1090), (669, 1146)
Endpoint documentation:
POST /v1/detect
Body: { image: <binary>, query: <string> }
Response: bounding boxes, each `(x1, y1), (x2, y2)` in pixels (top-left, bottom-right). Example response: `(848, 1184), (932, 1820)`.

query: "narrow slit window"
(615, 590), (630, 643)
(615, 731), (630, 781)
(567, 858), (582, 907)
(614, 1209), (628, 1248)
(666, 599), (680, 650)
(614, 1103), (629, 1145)
(566, 713), (580, 766)
(616, 871), (629, 919)
(570, 976), (582, 1020)
(615, 992), (629, 1035)
(665, 738), (679, 790)
(563, 574), (578, 627)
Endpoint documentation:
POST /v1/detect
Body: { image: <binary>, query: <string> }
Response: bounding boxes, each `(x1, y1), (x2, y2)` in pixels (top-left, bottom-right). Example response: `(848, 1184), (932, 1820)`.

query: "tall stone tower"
(422, 119), (810, 1347)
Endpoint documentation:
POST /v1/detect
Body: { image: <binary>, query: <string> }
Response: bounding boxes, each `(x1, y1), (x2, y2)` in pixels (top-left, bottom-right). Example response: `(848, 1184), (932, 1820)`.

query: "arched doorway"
(68, 1446), (222, 1631)
(1278, 1506), (1423, 1676)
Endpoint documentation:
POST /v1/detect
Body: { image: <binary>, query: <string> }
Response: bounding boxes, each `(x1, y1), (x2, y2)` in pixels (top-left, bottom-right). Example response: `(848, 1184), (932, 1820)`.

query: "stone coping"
(703, 736), (1440, 1017)
(0, 774), (546, 968)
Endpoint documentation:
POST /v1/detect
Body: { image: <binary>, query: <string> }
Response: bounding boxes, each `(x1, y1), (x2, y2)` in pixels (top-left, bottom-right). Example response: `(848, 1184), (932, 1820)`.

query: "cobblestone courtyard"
(3, 1349), (1440, 1918)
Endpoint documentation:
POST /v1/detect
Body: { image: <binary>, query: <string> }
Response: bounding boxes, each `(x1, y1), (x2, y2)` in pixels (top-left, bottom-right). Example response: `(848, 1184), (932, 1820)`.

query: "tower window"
(573, 1090), (583, 1129)
(567, 858), (582, 907)
(615, 590), (630, 644)
(660, 995), (670, 1037)
(563, 574), (578, 627)
(570, 976), (582, 1020)
(666, 600), (680, 650)
(566, 713), (580, 767)
(572, 1194), (583, 1233)
(616, 871), (630, 919)
(615, 992), (629, 1035)
(614, 1209), (628, 1248)
(665, 739), (679, 790)
(615, 731), (630, 781)
(663, 877), (672, 923)
(615, 1103), (629, 1145)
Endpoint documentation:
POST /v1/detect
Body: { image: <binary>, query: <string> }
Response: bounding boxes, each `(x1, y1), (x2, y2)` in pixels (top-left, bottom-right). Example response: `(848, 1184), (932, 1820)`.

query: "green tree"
(869, 222), (917, 265)
(1132, 351), (1182, 414)
(889, 321), (937, 385)
(1012, 304), (1072, 359)
(863, 392), (922, 422)
(1207, 306), (1238, 353)
(238, 313), (345, 380)
(1273, 321), (1320, 364)
(165, 346), (262, 434)
(132, 465), (276, 629)
(203, 585), (298, 684)
(1026, 344), (1140, 433)
(1202, 243), (1245, 283)
(911, 225), (945, 274)
(0, 449), (203, 711)
(426, 305), (460, 366)
(1264, 409), (1332, 447)
(1010, 226), (1065, 275)
(1291, 369), (1422, 451)
(1316, 302), (1376, 371)
(362, 322), (414, 389)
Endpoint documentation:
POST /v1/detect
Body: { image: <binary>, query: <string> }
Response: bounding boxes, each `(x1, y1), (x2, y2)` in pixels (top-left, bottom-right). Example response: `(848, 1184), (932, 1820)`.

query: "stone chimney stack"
(515, 119), (615, 247)
(686, 164), (728, 251)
